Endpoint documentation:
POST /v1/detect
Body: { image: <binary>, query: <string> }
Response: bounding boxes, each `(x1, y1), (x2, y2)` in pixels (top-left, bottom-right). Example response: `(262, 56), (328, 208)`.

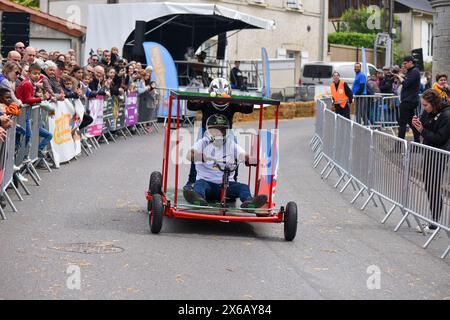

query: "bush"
(328, 32), (376, 49)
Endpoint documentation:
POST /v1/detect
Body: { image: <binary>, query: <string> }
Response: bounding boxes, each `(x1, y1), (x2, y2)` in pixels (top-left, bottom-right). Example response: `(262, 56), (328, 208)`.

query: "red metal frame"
(157, 93), (282, 223)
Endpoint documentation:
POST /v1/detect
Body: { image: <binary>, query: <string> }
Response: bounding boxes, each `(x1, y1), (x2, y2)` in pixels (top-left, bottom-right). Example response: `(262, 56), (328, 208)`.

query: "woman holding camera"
(412, 89), (450, 233)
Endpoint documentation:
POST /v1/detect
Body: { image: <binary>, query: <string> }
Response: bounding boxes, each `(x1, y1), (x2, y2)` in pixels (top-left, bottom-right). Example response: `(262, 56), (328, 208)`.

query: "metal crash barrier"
(311, 98), (450, 259)
(0, 91), (167, 220)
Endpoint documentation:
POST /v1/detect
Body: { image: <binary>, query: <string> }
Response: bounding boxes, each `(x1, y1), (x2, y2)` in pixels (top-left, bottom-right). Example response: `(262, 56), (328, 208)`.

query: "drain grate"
(48, 242), (124, 254)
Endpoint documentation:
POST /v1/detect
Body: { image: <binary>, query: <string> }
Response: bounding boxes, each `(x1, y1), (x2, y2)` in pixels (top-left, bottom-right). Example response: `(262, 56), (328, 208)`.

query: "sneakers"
(183, 188), (208, 206)
(38, 150), (46, 159)
(16, 172), (28, 182)
(13, 165), (21, 172)
(241, 195), (268, 209)
(183, 183), (194, 192)
(415, 224), (438, 234)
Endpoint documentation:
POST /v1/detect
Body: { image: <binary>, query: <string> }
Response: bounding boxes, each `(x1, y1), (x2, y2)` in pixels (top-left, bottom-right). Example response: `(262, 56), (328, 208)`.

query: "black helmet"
(205, 114), (230, 144)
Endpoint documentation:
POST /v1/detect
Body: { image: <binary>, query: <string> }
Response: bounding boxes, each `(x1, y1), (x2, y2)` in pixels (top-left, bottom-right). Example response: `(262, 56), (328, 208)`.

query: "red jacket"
(16, 79), (42, 106)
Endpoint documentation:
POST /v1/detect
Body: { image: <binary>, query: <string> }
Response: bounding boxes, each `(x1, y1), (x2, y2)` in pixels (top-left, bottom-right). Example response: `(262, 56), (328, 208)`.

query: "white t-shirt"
(192, 137), (246, 184)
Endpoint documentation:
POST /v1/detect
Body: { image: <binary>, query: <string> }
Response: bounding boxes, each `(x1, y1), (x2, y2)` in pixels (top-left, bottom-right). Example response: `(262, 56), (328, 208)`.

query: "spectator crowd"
(0, 43), (161, 208)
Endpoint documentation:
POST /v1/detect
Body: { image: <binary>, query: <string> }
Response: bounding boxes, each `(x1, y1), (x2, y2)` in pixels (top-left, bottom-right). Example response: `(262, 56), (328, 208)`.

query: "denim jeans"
(38, 127), (53, 151)
(193, 179), (251, 202)
(15, 112), (32, 148)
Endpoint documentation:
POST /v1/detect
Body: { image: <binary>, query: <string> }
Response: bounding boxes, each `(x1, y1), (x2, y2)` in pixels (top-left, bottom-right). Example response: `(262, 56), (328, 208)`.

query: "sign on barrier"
(106, 96), (126, 131)
(125, 92), (138, 126)
(48, 100), (79, 165)
(87, 97), (104, 137)
(2, 118), (16, 191)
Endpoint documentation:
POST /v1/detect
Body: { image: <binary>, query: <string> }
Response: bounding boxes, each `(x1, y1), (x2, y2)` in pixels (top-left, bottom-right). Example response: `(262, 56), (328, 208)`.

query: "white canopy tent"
(84, 2), (276, 62)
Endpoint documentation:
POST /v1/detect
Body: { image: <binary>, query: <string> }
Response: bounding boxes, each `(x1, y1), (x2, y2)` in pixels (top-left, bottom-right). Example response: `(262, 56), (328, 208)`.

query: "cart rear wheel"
(149, 194), (164, 234)
(284, 202), (298, 241)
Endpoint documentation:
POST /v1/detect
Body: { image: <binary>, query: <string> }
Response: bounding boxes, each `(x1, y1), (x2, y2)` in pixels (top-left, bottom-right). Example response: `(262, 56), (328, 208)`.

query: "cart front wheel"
(148, 171), (163, 211)
(150, 194), (164, 234)
(149, 171), (163, 195)
(284, 202), (298, 241)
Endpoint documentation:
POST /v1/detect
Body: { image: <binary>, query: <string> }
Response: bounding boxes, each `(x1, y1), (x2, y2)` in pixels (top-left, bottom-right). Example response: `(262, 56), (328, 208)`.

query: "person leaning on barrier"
(89, 65), (109, 98)
(412, 89), (450, 233)
(0, 61), (23, 106)
(394, 56), (421, 143)
(15, 63), (53, 159)
(0, 88), (21, 118)
(137, 67), (159, 133)
(379, 66), (394, 94)
(42, 60), (64, 101)
(432, 73), (450, 101)
(330, 71), (353, 120)
(0, 88), (15, 130)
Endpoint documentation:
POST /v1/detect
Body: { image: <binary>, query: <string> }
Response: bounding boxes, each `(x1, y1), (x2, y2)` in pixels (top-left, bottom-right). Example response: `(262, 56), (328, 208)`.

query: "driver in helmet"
(185, 77), (254, 190)
(184, 114), (268, 210)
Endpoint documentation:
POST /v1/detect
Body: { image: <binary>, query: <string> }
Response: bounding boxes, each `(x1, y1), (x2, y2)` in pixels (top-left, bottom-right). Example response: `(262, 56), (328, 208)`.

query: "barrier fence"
(312, 98), (450, 259)
(353, 94), (423, 133)
(0, 91), (171, 220)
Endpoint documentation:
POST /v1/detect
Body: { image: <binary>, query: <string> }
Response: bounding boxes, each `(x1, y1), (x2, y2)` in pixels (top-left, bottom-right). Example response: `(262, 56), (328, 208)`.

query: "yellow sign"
(53, 112), (72, 145)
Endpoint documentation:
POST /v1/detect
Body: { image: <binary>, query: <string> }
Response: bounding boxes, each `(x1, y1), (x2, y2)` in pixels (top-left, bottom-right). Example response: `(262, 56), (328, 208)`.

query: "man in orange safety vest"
(330, 71), (353, 120)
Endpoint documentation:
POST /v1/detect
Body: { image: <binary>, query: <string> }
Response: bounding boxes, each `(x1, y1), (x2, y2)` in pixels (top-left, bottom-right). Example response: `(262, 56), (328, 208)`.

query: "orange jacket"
(331, 80), (350, 108)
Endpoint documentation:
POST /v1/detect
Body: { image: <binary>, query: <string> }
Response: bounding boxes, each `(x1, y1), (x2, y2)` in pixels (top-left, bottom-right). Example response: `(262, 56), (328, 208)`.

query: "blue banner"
(361, 47), (369, 77)
(261, 48), (270, 98)
(143, 42), (179, 117)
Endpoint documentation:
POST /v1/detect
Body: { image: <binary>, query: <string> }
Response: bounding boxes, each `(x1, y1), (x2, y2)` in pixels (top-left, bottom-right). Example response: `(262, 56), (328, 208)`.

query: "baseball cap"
(403, 55), (415, 63)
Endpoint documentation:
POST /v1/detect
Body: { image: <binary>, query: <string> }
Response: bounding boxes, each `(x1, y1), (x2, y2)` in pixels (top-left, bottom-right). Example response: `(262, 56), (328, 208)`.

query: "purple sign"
(125, 92), (138, 126)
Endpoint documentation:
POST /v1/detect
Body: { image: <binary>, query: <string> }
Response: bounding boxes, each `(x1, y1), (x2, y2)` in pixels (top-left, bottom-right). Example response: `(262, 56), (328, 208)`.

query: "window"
(286, 51), (296, 59)
(303, 65), (332, 79)
(422, 21), (434, 59)
(337, 65), (354, 79)
(428, 23), (433, 57)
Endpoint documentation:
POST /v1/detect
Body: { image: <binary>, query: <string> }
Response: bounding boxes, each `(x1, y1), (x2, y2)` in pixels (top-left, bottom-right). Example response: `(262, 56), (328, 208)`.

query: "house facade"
(40, 0), (327, 86)
(0, 0), (85, 62)
(328, 0), (434, 62)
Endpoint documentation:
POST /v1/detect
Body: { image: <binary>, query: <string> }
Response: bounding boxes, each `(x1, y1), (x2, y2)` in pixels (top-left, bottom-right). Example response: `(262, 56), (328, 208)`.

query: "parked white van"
(301, 61), (378, 87)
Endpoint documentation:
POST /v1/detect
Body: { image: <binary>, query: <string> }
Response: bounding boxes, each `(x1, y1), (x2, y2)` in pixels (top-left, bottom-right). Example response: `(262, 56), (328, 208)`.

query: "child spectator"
(61, 75), (79, 99)
(16, 63), (53, 159)
(0, 88), (21, 117)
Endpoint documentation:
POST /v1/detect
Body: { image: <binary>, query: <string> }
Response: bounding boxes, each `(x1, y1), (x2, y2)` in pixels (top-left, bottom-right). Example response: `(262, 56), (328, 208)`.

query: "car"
(300, 61), (378, 87)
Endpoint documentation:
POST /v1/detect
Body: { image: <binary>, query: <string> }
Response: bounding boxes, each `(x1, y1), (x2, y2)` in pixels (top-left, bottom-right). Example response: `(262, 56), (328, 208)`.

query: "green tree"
(340, 6), (400, 35)
(12, 0), (39, 10)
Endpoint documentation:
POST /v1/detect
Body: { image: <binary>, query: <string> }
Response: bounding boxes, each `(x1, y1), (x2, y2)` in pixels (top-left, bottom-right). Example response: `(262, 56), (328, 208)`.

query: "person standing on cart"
(184, 78), (254, 191)
(330, 71), (353, 120)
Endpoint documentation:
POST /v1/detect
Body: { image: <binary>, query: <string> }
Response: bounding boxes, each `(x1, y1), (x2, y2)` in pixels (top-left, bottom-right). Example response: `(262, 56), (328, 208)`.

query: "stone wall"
(431, 0), (450, 79)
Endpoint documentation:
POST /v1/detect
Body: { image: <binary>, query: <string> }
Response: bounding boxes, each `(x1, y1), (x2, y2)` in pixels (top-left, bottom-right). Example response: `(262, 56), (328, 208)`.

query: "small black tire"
(149, 171), (163, 195)
(284, 202), (298, 241)
(150, 194), (164, 234)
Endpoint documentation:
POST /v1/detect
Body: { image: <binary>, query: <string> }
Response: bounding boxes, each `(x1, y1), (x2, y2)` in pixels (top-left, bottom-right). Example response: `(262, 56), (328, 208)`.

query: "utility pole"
(382, 0), (394, 66)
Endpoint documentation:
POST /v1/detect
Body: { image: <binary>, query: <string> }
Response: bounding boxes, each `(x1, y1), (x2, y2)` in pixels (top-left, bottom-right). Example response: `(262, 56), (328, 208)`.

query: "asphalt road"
(0, 118), (449, 300)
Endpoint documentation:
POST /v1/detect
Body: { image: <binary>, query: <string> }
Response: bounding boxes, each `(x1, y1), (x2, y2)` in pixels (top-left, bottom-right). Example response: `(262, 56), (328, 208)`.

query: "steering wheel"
(212, 158), (241, 173)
